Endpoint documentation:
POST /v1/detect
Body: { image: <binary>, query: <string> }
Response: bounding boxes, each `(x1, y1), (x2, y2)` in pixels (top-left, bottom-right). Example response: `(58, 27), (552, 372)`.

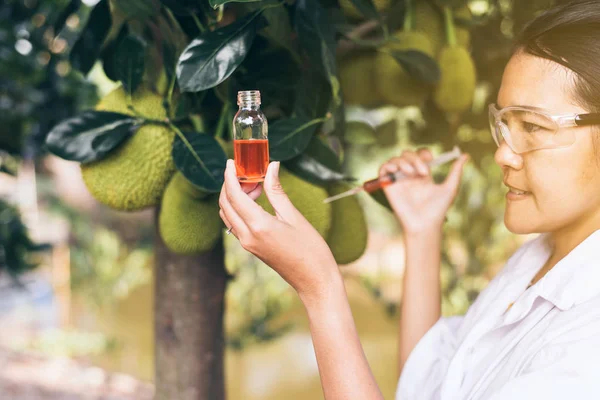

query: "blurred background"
(0, 0), (561, 399)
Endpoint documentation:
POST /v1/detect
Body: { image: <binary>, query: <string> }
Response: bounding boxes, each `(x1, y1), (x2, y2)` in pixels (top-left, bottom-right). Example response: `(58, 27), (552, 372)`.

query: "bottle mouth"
(237, 90), (261, 107)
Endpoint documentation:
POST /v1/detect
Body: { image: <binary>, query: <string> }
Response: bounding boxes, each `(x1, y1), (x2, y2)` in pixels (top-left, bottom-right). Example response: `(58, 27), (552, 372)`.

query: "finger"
(393, 158), (418, 177)
(403, 151), (430, 176)
(416, 148), (434, 163)
(219, 182), (250, 238)
(246, 183), (263, 202)
(442, 154), (470, 194)
(262, 161), (304, 223)
(379, 161), (399, 178)
(224, 159), (264, 223)
(240, 182), (259, 194)
(219, 208), (234, 235)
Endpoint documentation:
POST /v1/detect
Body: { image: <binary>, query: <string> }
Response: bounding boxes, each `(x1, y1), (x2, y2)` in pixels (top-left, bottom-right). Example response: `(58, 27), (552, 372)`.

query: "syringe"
(323, 146), (463, 204)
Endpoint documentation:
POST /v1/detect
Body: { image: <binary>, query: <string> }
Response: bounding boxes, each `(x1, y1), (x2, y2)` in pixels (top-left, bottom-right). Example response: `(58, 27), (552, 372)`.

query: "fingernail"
(272, 161), (280, 177)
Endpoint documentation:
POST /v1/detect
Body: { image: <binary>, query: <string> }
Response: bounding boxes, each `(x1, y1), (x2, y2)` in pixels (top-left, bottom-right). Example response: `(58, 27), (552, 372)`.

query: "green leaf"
(100, 23), (129, 82)
(114, 35), (147, 95)
(45, 111), (139, 163)
(347, 0), (380, 22)
(294, 0), (343, 134)
(375, 119), (398, 147)
(236, 47), (299, 115)
(209, 0), (262, 9)
(345, 121), (377, 145)
(172, 132), (227, 192)
(269, 117), (323, 161)
(261, 6), (295, 54)
(113, 0), (160, 18)
(294, 68), (331, 119)
(160, 0), (202, 14)
(52, 0), (82, 36)
(284, 136), (349, 185)
(163, 40), (178, 84)
(384, 0), (406, 32)
(295, 0), (337, 79)
(69, 0), (112, 75)
(387, 50), (440, 84)
(176, 10), (264, 93)
(369, 190), (392, 211)
(241, 3), (295, 55)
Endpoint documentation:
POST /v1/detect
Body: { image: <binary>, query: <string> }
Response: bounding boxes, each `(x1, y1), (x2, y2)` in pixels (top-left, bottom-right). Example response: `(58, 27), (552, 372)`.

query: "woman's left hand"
(219, 159), (340, 303)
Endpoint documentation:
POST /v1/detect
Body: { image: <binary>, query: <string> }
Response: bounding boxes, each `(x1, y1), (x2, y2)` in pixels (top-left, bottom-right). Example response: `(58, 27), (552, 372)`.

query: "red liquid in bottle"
(234, 139), (270, 182)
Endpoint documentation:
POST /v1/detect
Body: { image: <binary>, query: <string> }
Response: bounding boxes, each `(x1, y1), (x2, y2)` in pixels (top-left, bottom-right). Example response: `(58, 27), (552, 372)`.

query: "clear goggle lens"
(488, 106), (575, 153)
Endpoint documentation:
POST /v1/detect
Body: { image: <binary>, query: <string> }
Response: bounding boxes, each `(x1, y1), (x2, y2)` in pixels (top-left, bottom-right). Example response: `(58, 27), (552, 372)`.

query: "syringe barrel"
(363, 174), (394, 193)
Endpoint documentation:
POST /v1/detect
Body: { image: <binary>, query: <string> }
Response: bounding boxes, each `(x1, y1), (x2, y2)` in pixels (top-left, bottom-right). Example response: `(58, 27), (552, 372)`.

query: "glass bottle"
(232, 90), (269, 182)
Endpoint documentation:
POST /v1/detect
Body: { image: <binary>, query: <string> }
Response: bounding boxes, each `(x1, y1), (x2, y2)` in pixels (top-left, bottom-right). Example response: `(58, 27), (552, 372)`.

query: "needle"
(323, 146), (463, 204)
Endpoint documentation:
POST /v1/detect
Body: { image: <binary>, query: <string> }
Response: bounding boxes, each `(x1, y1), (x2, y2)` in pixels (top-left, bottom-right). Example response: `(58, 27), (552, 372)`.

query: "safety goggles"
(488, 103), (600, 154)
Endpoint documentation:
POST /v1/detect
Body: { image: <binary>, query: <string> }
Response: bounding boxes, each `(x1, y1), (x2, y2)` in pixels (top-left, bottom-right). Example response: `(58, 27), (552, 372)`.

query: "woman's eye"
(522, 121), (543, 133)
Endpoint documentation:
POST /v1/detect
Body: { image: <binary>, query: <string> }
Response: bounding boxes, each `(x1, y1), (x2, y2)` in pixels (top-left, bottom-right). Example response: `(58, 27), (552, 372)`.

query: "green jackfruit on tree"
(338, 0), (391, 20)
(434, 46), (476, 113)
(326, 182), (368, 265)
(256, 167), (332, 238)
(374, 31), (435, 108)
(159, 172), (223, 254)
(433, 7), (477, 113)
(80, 86), (176, 211)
(338, 50), (383, 108)
(414, 2), (471, 56)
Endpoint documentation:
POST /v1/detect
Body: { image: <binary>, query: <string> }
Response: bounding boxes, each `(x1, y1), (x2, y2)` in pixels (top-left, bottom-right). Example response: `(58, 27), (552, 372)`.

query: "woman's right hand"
(379, 148), (470, 234)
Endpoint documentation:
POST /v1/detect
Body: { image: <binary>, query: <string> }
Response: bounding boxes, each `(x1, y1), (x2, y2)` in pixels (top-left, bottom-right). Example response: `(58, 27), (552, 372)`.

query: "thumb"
(263, 161), (302, 222)
(442, 154), (470, 196)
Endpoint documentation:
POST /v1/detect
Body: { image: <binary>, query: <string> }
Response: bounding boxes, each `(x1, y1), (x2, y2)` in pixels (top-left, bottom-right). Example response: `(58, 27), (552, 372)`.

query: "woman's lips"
(506, 188), (531, 201)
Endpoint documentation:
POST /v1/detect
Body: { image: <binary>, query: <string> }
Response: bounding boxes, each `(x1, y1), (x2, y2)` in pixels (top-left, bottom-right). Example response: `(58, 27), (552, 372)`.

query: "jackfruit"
(374, 31), (435, 108)
(326, 182), (368, 265)
(339, 0), (391, 21)
(414, 2), (471, 55)
(433, 46), (476, 113)
(81, 86), (176, 211)
(339, 50), (383, 108)
(256, 167), (332, 238)
(159, 172), (223, 254)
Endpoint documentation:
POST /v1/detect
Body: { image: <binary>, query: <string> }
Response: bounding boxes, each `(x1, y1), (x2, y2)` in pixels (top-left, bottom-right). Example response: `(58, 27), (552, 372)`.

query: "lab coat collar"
(503, 229), (600, 325)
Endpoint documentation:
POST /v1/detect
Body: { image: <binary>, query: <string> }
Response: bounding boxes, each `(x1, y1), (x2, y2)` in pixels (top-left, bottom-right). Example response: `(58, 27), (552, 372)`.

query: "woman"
(219, 1), (600, 398)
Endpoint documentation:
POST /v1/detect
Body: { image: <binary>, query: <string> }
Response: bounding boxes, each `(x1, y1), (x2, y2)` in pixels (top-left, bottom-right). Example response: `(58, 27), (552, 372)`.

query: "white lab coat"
(395, 230), (600, 399)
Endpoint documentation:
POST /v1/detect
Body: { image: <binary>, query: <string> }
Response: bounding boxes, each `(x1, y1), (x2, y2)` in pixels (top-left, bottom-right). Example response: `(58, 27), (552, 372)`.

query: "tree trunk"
(154, 220), (228, 400)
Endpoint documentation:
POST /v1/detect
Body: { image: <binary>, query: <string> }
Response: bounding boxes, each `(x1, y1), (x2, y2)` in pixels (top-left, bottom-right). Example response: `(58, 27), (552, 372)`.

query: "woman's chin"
(504, 213), (537, 234)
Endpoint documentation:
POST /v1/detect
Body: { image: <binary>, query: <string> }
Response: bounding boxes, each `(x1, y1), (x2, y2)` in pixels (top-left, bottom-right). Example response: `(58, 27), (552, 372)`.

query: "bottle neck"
(238, 103), (260, 111)
(237, 90), (261, 111)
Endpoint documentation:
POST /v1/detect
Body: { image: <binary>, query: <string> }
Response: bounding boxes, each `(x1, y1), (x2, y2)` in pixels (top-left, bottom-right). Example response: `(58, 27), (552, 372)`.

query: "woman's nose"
(494, 141), (523, 170)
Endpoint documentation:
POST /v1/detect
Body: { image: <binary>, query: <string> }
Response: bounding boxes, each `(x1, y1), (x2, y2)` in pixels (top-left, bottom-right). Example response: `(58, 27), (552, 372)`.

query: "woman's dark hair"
(513, 0), (600, 114)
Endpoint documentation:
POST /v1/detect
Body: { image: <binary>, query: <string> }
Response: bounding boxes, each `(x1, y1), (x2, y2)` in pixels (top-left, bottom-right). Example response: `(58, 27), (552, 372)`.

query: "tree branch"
(336, 20), (383, 57)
